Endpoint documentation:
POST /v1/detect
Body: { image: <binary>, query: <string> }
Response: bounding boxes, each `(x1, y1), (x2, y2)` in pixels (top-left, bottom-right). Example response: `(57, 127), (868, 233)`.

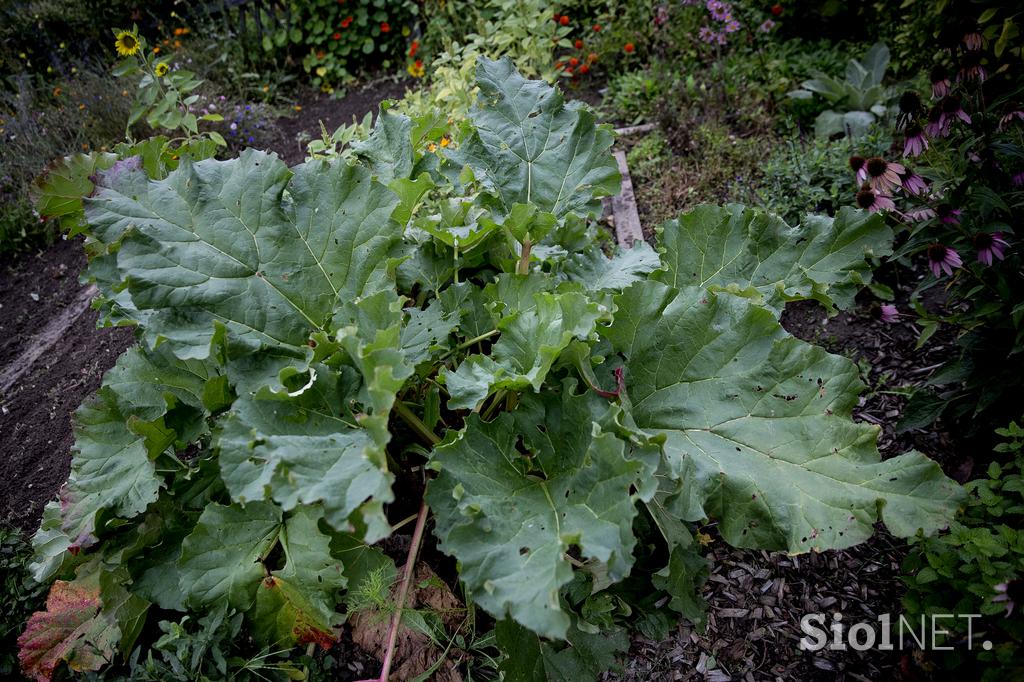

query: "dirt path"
(0, 239), (134, 530)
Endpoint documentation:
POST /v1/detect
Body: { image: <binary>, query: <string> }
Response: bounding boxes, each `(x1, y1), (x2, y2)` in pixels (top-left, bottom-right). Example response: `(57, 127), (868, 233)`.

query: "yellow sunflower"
(114, 30), (141, 57)
(154, 62), (169, 77)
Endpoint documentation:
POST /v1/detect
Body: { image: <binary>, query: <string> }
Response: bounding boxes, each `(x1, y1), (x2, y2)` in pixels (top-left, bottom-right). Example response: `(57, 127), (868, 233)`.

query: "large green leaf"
(449, 57), (620, 220)
(215, 366), (393, 538)
(84, 150), (401, 360)
(33, 152), (117, 234)
(560, 242), (660, 292)
(442, 291), (600, 410)
(654, 205), (893, 312)
(52, 393), (163, 556)
(602, 281), (963, 553)
(427, 391), (643, 639)
(178, 501), (282, 610)
(250, 506), (346, 648)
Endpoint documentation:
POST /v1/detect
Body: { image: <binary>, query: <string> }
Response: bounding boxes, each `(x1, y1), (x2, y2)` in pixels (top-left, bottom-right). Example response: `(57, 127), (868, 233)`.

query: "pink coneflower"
(905, 207), (937, 222)
(962, 27), (983, 51)
(898, 90), (922, 127)
(925, 105), (948, 138)
(957, 51), (987, 83)
(899, 170), (928, 195)
(849, 155), (868, 183)
(903, 124), (928, 158)
(874, 304), (899, 323)
(930, 65), (951, 99)
(758, 19), (775, 32)
(936, 203), (962, 225)
(974, 232), (1009, 265)
(865, 156), (905, 192)
(994, 580), (1024, 616)
(927, 243), (962, 277)
(1000, 110), (1024, 130)
(855, 185), (895, 213)
(940, 95), (972, 128)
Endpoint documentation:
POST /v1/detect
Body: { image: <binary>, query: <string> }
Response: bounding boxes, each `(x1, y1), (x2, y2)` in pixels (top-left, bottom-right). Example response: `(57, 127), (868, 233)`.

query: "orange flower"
(380, 22), (390, 33)
(559, 15), (569, 26)
(624, 42), (635, 53)
(588, 52), (598, 62)
(574, 39), (583, 49)
(579, 64), (590, 75)
(569, 57), (579, 66)
(409, 40), (419, 57)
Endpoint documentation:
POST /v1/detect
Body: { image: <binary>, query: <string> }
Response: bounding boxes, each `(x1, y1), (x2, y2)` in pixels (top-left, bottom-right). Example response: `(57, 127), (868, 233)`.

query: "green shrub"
(901, 419), (1024, 680)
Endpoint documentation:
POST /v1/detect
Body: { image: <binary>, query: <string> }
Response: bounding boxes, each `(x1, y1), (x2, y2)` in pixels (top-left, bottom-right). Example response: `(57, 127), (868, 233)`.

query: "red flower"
(554, 60), (563, 70)
(579, 64), (590, 74)
(624, 42), (635, 53)
(560, 15), (569, 26)
(593, 24), (601, 32)
(569, 57), (579, 66)
(771, 3), (783, 15)
(380, 22), (390, 33)
(409, 40), (419, 57)
(332, 32), (341, 40)
(340, 16), (353, 28)
(574, 39), (583, 49)
(553, 13), (561, 22)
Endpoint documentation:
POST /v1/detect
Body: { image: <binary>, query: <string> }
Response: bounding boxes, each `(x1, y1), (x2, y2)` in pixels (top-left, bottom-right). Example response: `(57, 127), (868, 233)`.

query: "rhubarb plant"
(22, 58), (964, 681)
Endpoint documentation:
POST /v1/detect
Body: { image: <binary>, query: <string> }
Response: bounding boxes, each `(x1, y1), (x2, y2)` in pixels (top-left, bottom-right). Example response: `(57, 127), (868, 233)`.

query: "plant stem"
(517, 238), (532, 275)
(379, 500), (430, 682)
(440, 329), (499, 361)
(393, 400), (441, 446)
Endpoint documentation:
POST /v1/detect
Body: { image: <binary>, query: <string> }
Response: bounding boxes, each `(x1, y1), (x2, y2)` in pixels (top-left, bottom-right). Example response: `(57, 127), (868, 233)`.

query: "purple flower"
(849, 156), (868, 183)
(655, 5), (669, 26)
(724, 19), (741, 32)
(905, 207), (936, 222)
(865, 157), (906, 193)
(940, 95), (972, 128)
(963, 28), (983, 51)
(855, 186), (895, 213)
(1000, 110), (1024, 131)
(925, 105), (949, 138)
(957, 51), (987, 83)
(877, 304), (899, 323)
(974, 232), (1009, 265)
(936, 203), (962, 225)
(899, 170), (928, 195)
(698, 26), (717, 43)
(1012, 171), (1024, 187)
(930, 65), (951, 99)
(927, 243), (962, 277)
(759, 19), (776, 33)
(993, 580), (1023, 616)
(229, 122), (238, 131)
(903, 124), (928, 158)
